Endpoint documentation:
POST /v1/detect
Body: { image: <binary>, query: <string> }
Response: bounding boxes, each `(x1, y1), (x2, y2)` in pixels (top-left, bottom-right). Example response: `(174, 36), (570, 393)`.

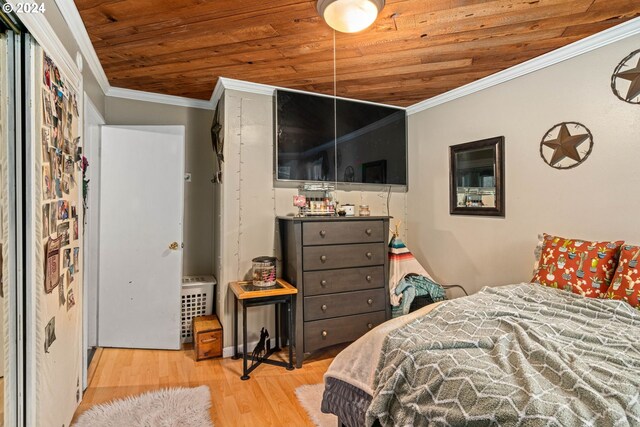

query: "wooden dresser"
(278, 216), (391, 368)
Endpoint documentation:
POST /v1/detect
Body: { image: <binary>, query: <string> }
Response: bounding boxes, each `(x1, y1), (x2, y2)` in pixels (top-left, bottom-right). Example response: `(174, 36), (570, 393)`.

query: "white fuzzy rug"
(295, 384), (337, 427)
(73, 386), (213, 427)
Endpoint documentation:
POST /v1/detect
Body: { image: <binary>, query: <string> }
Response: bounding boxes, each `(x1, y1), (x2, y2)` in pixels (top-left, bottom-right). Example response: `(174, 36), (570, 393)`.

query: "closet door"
(0, 22), (20, 427)
(98, 125), (185, 350)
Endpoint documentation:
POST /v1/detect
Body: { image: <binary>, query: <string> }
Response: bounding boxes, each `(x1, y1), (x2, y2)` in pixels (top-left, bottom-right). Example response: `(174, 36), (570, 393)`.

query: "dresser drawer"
(303, 243), (385, 271)
(304, 289), (385, 321)
(304, 266), (384, 296)
(303, 221), (384, 246)
(304, 311), (386, 352)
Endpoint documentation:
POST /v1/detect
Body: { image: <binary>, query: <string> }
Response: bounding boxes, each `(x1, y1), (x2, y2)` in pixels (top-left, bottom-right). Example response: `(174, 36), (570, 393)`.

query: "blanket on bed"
(366, 284), (640, 426)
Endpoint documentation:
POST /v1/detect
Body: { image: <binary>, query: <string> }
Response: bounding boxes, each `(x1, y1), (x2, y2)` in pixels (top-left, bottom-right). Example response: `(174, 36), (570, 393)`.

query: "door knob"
(320, 255), (327, 263)
(320, 280), (327, 287)
(365, 228), (372, 236)
(366, 252), (372, 259)
(321, 304), (327, 312)
(319, 230), (326, 237)
(367, 323), (373, 329)
(367, 298), (373, 305)
(169, 242), (179, 250)
(322, 330), (328, 338)
(366, 275), (372, 282)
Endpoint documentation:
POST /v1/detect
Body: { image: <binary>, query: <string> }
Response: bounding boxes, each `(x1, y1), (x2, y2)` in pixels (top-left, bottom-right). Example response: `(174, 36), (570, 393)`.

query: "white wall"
(407, 33), (640, 296)
(215, 89), (408, 348)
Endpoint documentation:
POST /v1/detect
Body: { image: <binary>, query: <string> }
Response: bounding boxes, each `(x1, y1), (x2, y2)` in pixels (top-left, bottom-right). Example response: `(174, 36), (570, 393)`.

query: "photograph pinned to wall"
(44, 316), (56, 353)
(69, 264), (75, 275)
(57, 200), (69, 220)
(54, 178), (62, 198)
(43, 56), (51, 87)
(66, 269), (73, 286)
(49, 148), (58, 174)
(72, 218), (78, 240)
(73, 247), (79, 271)
(44, 235), (62, 293)
(62, 174), (70, 195)
(58, 274), (65, 307)
(57, 222), (70, 246)
(71, 203), (77, 219)
(63, 248), (71, 268)
(42, 204), (50, 238)
(67, 288), (75, 311)
(42, 89), (52, 126)
(42, 127), (51, 159)
(42, 164), (52, 199)
(49, 203), (57, 234)
(64, 154), (74, 173)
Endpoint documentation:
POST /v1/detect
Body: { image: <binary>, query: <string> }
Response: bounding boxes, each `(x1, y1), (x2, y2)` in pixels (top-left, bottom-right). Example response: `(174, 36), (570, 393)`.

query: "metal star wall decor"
(540, 122), (593, 170)
(612, 48), (640, 104)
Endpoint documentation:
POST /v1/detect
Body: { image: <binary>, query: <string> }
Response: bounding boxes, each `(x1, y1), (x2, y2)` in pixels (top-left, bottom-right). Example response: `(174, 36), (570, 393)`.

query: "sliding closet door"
(0, 22), (20, 427)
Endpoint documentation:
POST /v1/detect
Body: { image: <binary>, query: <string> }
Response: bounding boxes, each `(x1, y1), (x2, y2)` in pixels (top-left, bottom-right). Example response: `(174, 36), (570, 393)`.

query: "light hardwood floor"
(74, 345), (342, 426)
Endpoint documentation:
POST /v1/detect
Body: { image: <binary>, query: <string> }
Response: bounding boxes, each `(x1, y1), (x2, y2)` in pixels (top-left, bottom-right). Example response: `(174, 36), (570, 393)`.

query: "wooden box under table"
(193, 314), (223, 361)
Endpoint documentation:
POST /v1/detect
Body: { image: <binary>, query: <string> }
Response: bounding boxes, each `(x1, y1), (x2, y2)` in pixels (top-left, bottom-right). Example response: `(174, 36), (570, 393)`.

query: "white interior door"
(98, 125), (184, 350)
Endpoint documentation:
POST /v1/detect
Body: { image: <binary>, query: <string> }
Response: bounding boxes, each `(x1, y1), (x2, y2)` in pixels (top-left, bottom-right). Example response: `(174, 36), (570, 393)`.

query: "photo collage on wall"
(41, 54), (81, 351)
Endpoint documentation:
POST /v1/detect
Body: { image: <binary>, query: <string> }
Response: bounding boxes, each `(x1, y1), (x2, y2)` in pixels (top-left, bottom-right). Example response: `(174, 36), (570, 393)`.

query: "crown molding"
(217, 77), (406, 109)
(8, 0), (81, 89)
(106, 86), (214, 109)
(406, 16), (640, 115)
(54, 0), (110, 93)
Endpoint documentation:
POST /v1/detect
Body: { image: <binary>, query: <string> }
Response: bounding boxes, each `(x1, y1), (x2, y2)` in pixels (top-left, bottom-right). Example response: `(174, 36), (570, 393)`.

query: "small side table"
(230, 278), (297, 380)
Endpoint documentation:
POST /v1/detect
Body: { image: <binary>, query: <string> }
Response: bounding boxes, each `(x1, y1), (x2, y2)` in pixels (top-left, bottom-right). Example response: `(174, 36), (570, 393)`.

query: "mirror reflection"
(450, 136), (504, 217)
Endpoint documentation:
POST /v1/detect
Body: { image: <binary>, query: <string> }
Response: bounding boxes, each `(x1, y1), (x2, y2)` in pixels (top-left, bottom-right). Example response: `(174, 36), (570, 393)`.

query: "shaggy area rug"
(295, 384), (337, 427)
(73, 386), (213, 427)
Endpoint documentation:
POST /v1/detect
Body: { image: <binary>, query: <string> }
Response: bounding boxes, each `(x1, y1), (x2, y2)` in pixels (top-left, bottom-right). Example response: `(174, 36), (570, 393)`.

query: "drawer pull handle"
(320, 255), (327, 263)
(366, 275), (372, 282)
(367, 298), (373, 305)
(319, 230), (326, 238)
(368, 323), (373, 329)
(366, 252), (373, 259)
(201, 338), (218, 344)
(321, 280), (327, 287)
(322, 330), (328, 338)
(321, 304), (327, 312)
(365, 228), (372, 236)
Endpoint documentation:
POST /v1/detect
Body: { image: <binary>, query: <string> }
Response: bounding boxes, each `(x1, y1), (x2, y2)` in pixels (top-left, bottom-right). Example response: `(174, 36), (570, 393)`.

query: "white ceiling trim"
(54, 0), (110, 93)
(106, 86), (214, 109)
(406, 16), (640, 115)
(217, 77), (407, 109)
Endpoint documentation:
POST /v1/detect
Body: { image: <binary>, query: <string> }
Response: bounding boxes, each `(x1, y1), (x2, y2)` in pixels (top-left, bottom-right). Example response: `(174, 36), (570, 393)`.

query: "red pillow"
(532, 234), (623, 298)
(606, 245), (640, 307)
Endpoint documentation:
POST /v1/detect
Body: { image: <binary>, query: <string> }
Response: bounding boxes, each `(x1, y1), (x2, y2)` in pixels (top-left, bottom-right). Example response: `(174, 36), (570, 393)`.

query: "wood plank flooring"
(73, 345), (342, 426)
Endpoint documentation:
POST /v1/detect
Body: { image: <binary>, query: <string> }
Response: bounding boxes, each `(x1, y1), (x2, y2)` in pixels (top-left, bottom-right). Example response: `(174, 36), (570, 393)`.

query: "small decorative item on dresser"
(252, 256), (277, 287)
(193, 314), (223, 361)
(341, 204), (355, 216)
(359, 205), (370, 216)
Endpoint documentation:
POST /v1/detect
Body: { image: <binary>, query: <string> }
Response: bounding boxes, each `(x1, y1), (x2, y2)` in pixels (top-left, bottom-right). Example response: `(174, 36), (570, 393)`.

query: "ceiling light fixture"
(317, 0), (385, 33)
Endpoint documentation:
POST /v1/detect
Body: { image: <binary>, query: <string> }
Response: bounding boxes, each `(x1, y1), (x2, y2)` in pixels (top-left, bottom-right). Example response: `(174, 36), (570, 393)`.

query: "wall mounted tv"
(275, 89), (407, 186)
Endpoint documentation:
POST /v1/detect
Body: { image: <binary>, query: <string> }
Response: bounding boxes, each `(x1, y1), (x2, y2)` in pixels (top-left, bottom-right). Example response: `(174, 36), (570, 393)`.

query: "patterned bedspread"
(366, 284), (640, 426)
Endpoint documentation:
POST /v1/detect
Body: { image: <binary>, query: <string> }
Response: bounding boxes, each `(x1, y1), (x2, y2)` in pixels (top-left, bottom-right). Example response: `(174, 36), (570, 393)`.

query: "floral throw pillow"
(605, 245), (640, 307)
(531, 234), (623, 298)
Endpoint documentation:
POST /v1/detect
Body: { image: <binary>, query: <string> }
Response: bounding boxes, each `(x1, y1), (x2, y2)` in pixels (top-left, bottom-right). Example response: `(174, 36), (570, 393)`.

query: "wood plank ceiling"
(74, 0), (640, 107)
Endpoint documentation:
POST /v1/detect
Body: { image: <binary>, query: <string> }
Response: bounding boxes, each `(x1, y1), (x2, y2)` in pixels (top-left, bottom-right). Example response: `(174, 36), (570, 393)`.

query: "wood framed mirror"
(449, 136), (505, 217)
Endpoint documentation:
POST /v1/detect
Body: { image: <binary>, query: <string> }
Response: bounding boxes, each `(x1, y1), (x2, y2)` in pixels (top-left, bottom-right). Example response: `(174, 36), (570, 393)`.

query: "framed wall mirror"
(450, 136), (505, 217)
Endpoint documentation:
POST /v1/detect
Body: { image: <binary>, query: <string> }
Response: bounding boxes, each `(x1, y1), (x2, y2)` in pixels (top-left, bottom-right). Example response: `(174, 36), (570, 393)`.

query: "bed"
(321, 283), (640, 426)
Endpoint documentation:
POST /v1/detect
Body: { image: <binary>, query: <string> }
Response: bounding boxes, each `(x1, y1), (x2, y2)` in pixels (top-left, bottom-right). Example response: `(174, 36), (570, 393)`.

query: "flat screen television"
(275, 89), (407, 186)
